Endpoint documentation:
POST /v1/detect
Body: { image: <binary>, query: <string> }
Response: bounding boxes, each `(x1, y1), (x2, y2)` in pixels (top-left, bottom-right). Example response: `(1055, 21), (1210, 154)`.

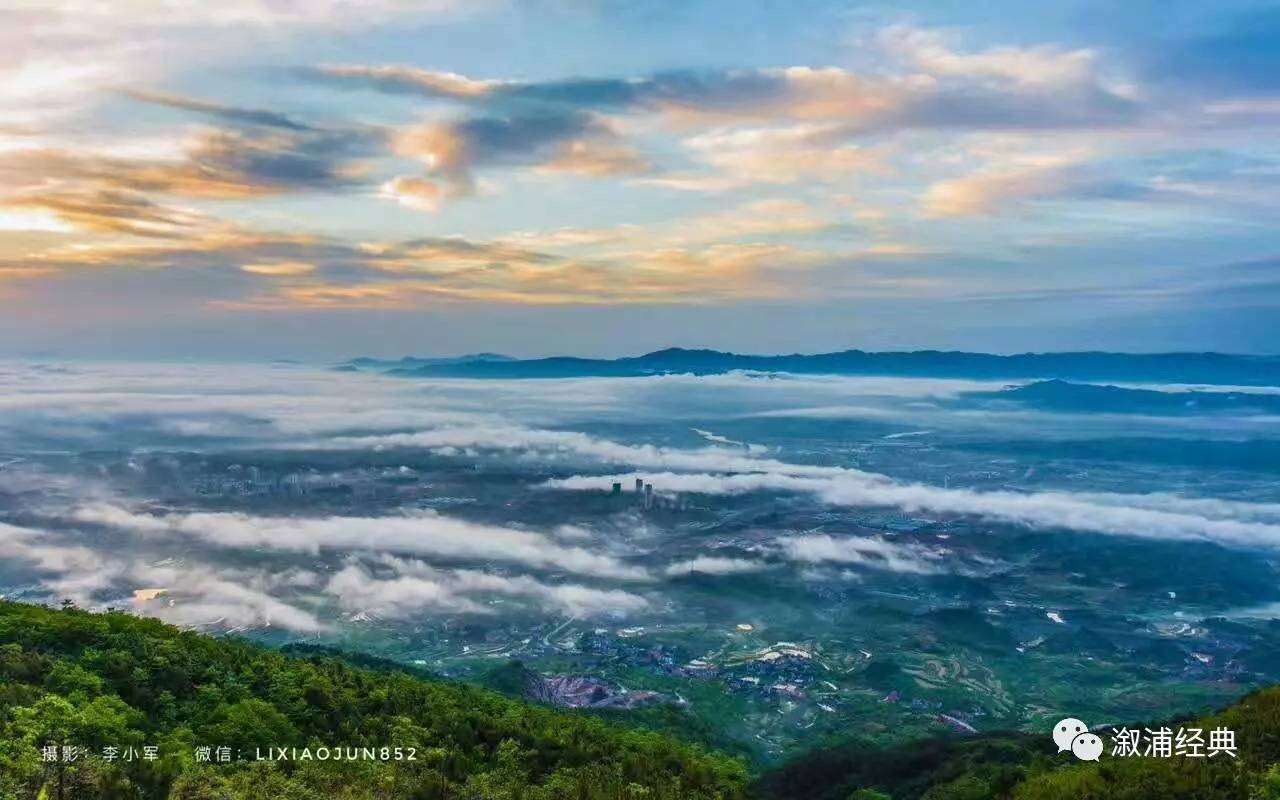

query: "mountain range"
(341, 348), (1280, 386)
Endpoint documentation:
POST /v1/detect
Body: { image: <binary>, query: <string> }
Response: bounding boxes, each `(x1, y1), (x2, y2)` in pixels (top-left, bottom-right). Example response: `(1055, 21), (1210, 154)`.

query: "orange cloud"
(378, 175), (450, 212)
(216, 240), (827, 311)
(241, 261), (317, 276)
(0, 124), (373, 201)
(314, 64), (502, 98)
(920, 151), (1085, 217)
(501, 199), (833, 253)
(2, 187), (208, 238)
(391, 123), (474, 194)
(535, 139), (650, 177)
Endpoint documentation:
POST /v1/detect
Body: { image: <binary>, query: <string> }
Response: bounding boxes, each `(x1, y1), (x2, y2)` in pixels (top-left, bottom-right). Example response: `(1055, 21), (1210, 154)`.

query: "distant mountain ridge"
(340, 348), (1280, 386)
(974, 379), (1280, 414)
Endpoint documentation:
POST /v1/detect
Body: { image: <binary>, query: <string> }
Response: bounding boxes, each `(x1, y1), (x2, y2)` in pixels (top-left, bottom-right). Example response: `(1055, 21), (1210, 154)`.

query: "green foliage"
(759, 687), (1280, 800)
(0, 601), (747, 800)
(1010, 686), (1280, 800)
(1252, 764), (1280, 799)
(9, 597), (1280, 800)
(757, 729), (1045, 800)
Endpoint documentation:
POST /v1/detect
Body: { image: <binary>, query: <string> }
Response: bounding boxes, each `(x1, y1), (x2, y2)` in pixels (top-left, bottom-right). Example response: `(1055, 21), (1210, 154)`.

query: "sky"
(0, 0), (1277, 359)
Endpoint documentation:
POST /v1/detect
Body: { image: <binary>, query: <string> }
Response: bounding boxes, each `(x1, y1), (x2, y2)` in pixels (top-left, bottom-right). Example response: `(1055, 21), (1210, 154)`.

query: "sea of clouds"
(1, 360), (1276, 632)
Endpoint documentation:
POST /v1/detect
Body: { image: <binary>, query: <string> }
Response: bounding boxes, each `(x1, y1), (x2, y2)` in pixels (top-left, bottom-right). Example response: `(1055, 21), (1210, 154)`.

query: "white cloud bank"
(3, 518), (646, 630)
(777, 535), (944, 575)
(0, 521), (322, 631)
(544, 470), (1280, 550)
(301, 415), (1280, 550)
(664, 556), (769, 577)
(71, 503), (648, 580)
(328, 556), (648, 618)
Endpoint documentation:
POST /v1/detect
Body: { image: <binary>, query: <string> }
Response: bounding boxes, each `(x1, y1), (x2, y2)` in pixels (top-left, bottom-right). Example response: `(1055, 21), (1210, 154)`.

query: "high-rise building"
(643, 482), (654, 510)
(611, 481), (622, 495)
(635, 477), (644, 493)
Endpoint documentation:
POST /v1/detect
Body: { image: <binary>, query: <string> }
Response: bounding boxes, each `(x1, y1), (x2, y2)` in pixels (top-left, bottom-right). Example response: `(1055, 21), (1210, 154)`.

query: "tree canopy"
(0, 600), (747, 800)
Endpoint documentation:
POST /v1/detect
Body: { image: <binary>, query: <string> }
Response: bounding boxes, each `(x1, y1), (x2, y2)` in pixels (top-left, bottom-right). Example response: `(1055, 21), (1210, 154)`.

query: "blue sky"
(0, 0), (1277, 358)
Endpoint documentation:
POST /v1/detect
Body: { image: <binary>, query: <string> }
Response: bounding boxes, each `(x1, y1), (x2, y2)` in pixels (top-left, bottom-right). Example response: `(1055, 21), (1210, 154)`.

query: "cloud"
(917, 143), (1276, 217)
(675, 124), (882, 187)
(0, 0), (484, 134)
(240, 261), (317, 276)
(500, 199), (831, 251)
(0, 521), (321, 631)
(0, 361), (495, 444)
(309, 415), (1279, 550)
(390, 109), (622, 197)
(664, 556), (767, 577)
(2, 193), (844, 308)
(309, 64), (504, 99)
(378, 175), (451, 211)
(324, 557), (648, 618)
(445, 566), (648, 615)
(22, 1), (476, 33)
(308, 64), (506, 99)
(2, 229), (346, 273)
(0, 126), (374, 201)
(325, 563), (487, 616)
(5, 488), (646, 627)
(921, 151), (1087, 216)
(6, 505), (637, 629)
(690, 428), (753, 449)
(0, 362), (995, 454)
(309, 27), (1142, 198)
(878, 25), (1104, 89)
(221, 241), (824, 309)
(1, 226), (548, 285)
(132, 565), (323, 632)
(535, 138), (650, 177)
(0, 88), (377, 220)
(317, 423), (841, 474)
(14, 361), (1280, 553)
(776, 534), (943, 574)
(71, 503), (649, 580)
(13, 16), (1263, 320)
(118, 89), (317, 132)
(546, 469), (1280, 550)
(313, 48), (1136, 132)
(0, 521), (122, 596)
(367, 237), (551, 270)
(1, 186), (209, 238)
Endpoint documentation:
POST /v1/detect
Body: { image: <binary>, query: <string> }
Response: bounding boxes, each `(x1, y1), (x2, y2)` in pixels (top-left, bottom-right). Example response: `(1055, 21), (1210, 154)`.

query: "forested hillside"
(757, 687), (1280, 800)
(0, 601), (747, 800)
(7, 598), (1280, 800)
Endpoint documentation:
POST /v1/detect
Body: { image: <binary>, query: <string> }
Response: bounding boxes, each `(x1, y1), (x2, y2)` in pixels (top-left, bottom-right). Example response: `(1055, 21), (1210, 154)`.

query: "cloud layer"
(3, 358), (1278, 647)
(72, 503), (648, 580)
(546, 470), (1280, 549)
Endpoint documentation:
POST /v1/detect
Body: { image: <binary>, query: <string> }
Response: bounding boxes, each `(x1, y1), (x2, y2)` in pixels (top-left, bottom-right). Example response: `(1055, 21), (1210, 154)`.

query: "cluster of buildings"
(609, 477), (688, 511)
(578, 629), (841, 710)
(580, 630), (682, 673)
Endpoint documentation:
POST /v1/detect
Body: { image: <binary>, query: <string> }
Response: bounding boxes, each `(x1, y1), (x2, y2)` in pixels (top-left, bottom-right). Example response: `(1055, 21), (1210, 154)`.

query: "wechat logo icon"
(1053, 718), (1102, 761)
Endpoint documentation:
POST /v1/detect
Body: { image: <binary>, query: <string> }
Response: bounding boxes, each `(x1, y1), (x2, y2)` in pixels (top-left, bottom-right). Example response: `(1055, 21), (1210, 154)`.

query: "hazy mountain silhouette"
(342, 348), (1280, 385)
